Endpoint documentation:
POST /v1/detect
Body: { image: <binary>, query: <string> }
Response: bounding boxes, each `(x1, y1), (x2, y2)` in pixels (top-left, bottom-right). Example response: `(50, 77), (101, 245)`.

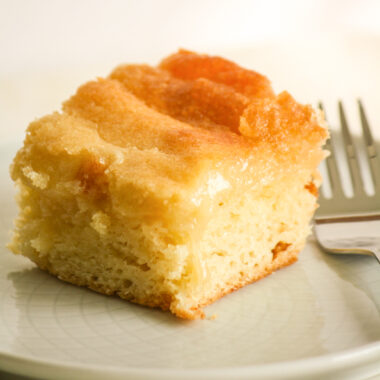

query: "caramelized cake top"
(15, 50), (327, 207)
(66, 49), (326, 153)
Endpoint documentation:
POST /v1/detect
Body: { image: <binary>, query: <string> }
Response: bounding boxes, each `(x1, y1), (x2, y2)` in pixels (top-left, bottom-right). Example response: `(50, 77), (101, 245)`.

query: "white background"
(1, 0), (380, 72)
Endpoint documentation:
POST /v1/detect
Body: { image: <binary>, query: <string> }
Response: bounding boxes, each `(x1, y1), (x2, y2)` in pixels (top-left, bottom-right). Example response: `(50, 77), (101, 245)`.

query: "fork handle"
(314, 221), (380, 264)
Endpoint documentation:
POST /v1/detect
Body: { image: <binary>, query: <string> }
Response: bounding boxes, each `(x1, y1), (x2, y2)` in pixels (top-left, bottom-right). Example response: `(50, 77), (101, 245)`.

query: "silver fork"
(314, 100), (380, 263)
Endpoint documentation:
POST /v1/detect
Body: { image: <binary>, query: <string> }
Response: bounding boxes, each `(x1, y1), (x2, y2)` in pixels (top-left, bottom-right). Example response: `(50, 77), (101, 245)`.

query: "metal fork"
(314, 100), (380, 263)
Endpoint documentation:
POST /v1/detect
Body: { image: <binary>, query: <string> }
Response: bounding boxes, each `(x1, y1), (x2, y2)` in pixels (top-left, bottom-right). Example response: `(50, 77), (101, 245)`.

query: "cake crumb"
(9, 50), (328, 321)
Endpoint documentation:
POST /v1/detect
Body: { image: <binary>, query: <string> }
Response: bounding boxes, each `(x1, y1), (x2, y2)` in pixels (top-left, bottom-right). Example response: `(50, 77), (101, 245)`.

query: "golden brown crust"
(159, 49), (274, 98)
(110, 64), (249, 133)
(239, 91), (327, 151)
(62, 78), (252, 162)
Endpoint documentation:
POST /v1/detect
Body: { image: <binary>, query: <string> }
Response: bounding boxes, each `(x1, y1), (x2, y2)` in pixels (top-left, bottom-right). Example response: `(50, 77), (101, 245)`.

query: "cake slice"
(9, 50), (328, 319)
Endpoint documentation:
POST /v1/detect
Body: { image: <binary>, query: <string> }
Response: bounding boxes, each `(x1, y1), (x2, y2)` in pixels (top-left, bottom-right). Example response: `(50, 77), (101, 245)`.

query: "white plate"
(2, 34), (380, 379)
(1, 136), (380, 380)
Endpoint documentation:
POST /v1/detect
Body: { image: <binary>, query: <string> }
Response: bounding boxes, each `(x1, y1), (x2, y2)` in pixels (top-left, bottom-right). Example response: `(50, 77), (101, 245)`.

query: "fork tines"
(358, 100), (380, 192)
(319, 100), (380, 201)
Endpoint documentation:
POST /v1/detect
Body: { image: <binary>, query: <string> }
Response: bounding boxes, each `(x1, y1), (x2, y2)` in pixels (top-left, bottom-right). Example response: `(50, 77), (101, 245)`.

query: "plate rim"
(0, 336), (379, 380)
